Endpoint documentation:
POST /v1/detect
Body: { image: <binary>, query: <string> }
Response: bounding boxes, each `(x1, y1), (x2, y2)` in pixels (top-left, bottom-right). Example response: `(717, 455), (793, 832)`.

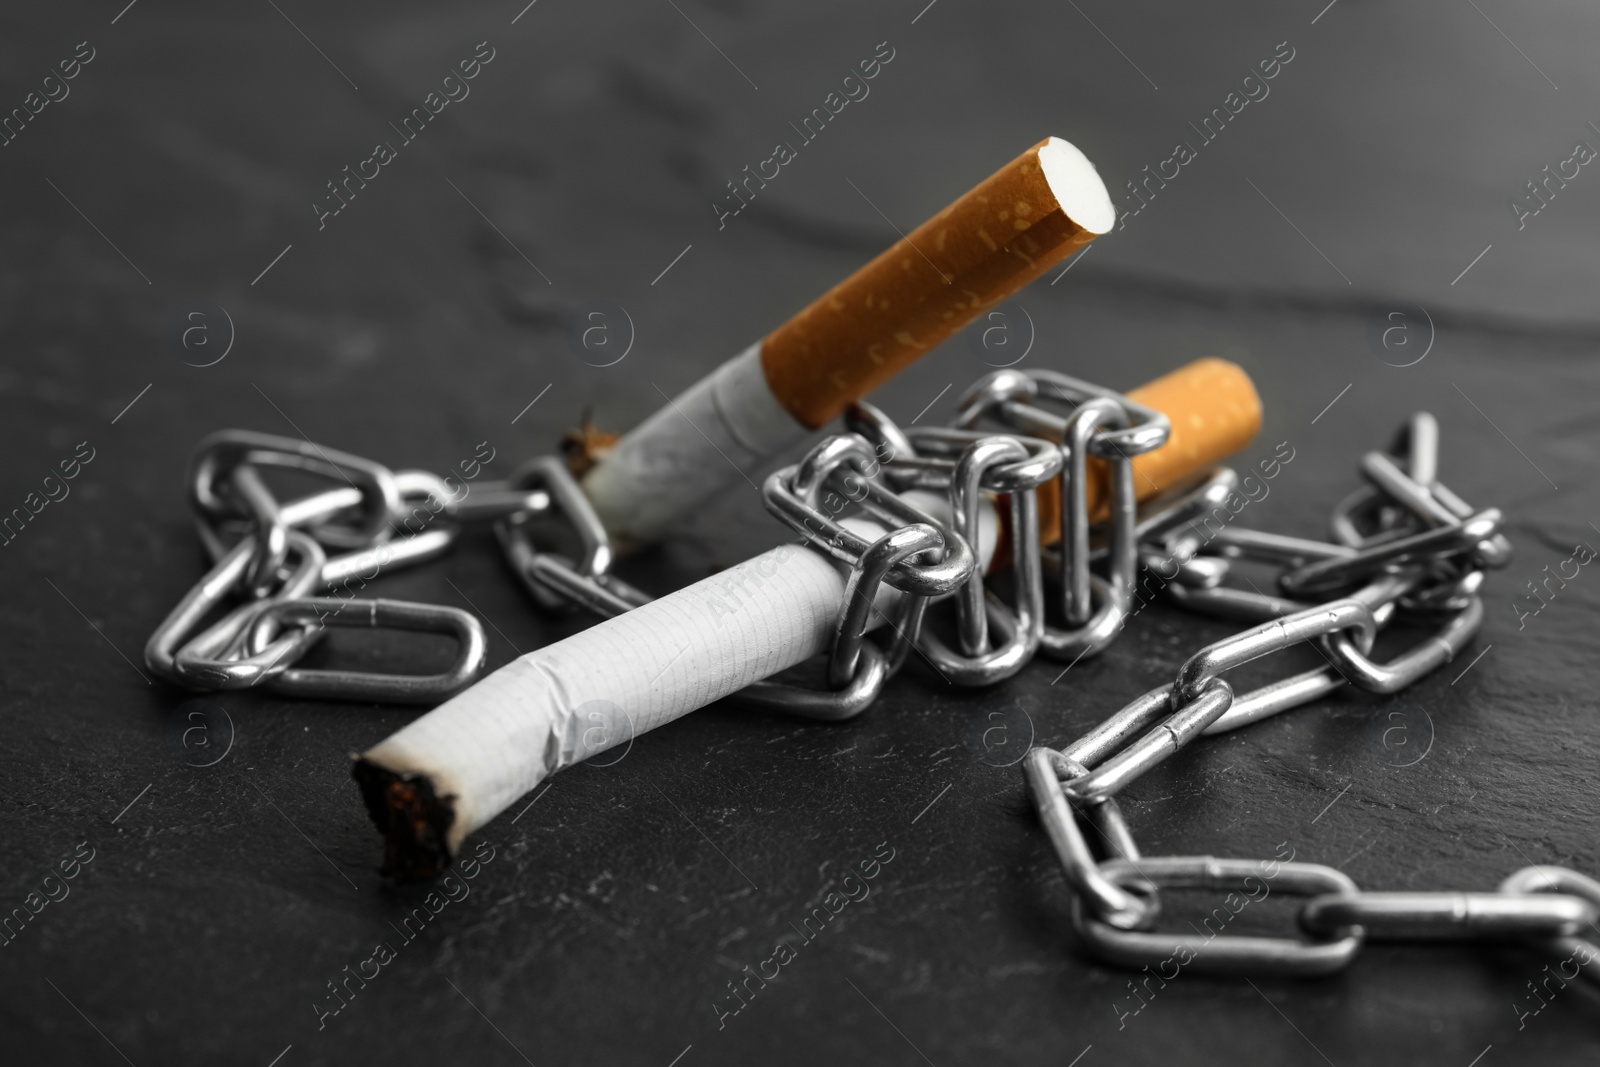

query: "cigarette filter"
(1032, 357), (1263, 547)
(581, 136), (1116, 547)
(357, 359), (1261, 879)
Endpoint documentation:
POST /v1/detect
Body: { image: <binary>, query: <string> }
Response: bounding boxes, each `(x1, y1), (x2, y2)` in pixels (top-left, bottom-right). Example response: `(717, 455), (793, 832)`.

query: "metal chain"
(142, 376), (1599, 985)
(1022, 406), (1598, 982)
(146, 429), (510, 705)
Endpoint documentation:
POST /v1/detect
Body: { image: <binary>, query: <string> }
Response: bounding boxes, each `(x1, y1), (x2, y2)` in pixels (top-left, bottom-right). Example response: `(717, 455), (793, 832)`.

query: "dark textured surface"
(3, 1), (1598, 1064)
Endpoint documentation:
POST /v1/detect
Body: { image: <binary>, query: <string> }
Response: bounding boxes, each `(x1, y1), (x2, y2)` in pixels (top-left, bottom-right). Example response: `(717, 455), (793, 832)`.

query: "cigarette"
(581, 136), (1116, 547)
(355, 358), (1260, 879)
(1032, 357), (1263, 549)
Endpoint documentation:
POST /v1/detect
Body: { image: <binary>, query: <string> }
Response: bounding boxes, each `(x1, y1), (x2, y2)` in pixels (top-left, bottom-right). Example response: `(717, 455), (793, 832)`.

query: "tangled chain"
(144, 371), (1600, 979)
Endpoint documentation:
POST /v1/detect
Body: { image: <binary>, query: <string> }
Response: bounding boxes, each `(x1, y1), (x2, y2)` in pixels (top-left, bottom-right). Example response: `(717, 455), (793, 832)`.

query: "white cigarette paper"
(359, 495), (997, 866)
(582, 343), (808, 547)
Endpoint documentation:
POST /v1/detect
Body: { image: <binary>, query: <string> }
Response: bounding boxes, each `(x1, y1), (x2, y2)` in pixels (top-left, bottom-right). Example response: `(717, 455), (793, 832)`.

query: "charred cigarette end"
(560, 413), (621, 480)
(351, 757), (457, 881)
(761, 136), (1115, 429)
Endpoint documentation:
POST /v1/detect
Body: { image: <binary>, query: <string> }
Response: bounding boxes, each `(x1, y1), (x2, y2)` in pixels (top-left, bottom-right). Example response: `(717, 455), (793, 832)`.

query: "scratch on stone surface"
(746, 198), (895, 253)
(877, 873), (998, 899)
(1515, 524), (1594, 556)
(143, 117), (304, 211)
(980, 784), (1019, 803)
(544, 889), (636, 941)
(607, 65), (713, 131)
(901, 959), (934, 995)
(850, 943), (893, 964)
(1339, 835), (1382, 869)
(1072, 264), (1600, 344)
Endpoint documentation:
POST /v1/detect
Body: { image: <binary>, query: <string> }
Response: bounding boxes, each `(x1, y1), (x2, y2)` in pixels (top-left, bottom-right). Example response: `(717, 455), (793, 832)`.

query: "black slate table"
(3, 1), (1598, 1064)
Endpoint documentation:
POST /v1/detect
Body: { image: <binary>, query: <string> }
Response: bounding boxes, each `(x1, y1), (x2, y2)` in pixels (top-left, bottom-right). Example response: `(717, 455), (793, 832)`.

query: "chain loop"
(1498, 866), (1600, 984)
(1299, 889), (1597, 941)
(188, 429), (402, 551)
(1041, 399), (1138, 661)
(1071, 857), (1366, 977)
(1325, 597), (1484, 693)
(168, 531), (328, 690)
(1061, 679), (1236, 805)
(828, 524), (943, 688)
(763, 439), (976, 598)
(954, 369), (1171, 460)
(914, 435), (1055, 686)
(1024, 747), (1155, 931)
(495, 456), (625, 613)
(146, 530), (325, 686)
(1173, 600), (1376, 706)
(151, 435), (488, 702)
(242, 598), (487, 704)
(1281, 509), (1503, 597)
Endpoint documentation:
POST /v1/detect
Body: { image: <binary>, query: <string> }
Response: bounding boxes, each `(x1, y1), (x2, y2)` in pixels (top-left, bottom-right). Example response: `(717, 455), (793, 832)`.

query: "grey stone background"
(1, 1), (1597, 1064)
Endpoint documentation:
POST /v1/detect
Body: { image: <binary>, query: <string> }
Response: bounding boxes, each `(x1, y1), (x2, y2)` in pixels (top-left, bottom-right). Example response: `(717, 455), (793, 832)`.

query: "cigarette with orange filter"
(581, 135), (1117, 547)
(356, 358), (1262, 878)
(1030, 357), (1264, 550)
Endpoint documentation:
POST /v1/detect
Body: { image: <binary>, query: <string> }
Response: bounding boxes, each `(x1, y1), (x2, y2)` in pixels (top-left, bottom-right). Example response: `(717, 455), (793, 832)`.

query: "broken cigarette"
(355, 358), (1261, 879)
(581, 136), (1116, 547)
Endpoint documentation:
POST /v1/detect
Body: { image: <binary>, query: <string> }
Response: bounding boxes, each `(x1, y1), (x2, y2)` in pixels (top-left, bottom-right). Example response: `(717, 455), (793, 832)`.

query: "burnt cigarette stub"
(762, 136), (1116, 429)
(582, 136), (1114, 547)
(356, 540), (863, 879)
(352, 761), (456, 880)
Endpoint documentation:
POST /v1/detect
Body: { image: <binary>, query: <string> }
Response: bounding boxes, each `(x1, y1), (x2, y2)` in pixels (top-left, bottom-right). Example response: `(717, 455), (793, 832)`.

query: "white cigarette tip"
(1039, 136), (1116, 236)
